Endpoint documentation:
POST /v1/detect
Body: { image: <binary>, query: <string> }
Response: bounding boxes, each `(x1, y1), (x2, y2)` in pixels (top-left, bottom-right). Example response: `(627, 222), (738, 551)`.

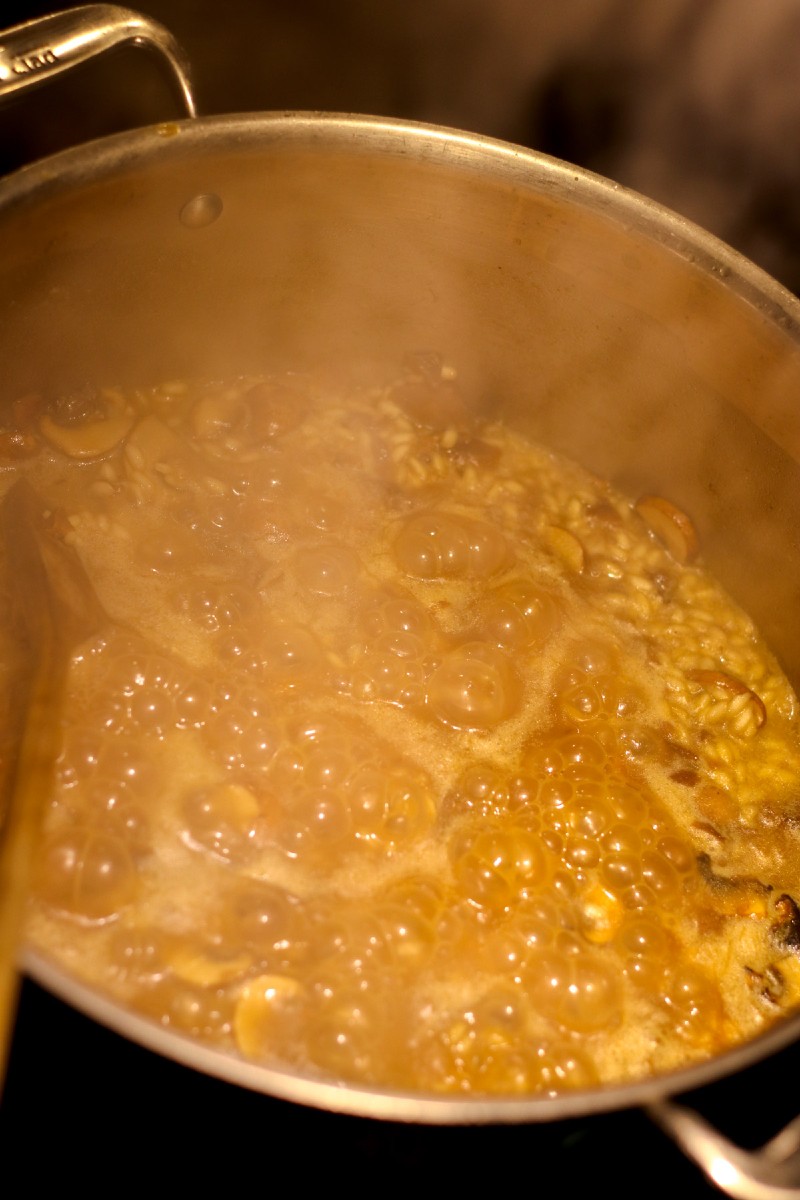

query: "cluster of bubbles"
(29, 367), (758, 1097)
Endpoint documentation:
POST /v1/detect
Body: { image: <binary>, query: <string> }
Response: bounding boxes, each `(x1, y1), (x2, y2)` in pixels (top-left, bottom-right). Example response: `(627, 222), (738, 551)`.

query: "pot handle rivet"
(180, 193), (223, 230)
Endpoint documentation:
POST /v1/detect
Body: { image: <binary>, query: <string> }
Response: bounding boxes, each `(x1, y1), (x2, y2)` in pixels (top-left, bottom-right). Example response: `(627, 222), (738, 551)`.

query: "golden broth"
(11, 358), (800, 1095)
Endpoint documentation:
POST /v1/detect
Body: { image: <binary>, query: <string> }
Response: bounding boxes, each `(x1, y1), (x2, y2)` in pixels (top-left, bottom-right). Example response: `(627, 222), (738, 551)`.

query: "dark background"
(6, 977), (800, 1196)
(2, 2), (800, 1192)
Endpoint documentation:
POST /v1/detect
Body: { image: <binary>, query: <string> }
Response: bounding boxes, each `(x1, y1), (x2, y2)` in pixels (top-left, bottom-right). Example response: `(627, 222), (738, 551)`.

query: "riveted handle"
(0, 4), (195, 117)
(649, 1100), (800, 1200)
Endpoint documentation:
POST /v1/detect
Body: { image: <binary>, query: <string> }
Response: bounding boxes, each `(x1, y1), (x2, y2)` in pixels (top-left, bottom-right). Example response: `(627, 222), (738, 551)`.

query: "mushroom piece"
(40, 410), (135, 460)
(744, 964), (785, 1006)
(686, 669), (767, 732)
(543, 525), (585, 573)
(696, 852), (771, 917)
(166, 943), (252, 988)
(772, 893), (800, 953)
(634, 494), (699, 563)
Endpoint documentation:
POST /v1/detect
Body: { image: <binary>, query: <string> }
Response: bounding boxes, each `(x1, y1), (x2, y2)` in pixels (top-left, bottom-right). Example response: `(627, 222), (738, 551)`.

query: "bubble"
(451, 824), (546, 912)
(181, 782), (260, 862)
(428, 642), (520, 730)
(294, 543), (361, 595)
(481, 580), (562, 650)
(223, 881), (305, 963)
(277, 789), (352, 858)
(35, 829), (137, 921)
(525, 949), (621, 1033)
(394, 512), (508, 579)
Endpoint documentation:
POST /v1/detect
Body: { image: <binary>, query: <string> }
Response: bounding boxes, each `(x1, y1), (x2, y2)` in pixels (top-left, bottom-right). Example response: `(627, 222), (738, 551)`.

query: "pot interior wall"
(2, 120), (800, 684)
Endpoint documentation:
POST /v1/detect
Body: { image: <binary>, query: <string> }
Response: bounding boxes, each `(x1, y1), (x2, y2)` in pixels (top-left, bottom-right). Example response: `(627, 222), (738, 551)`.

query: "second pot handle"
(649, 1099), (800, 1200)
(0, 4), (195, 117)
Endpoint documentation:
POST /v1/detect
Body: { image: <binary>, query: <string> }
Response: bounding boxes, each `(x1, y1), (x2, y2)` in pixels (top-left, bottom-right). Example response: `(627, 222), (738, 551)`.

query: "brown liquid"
(12, 363), (800, 1094)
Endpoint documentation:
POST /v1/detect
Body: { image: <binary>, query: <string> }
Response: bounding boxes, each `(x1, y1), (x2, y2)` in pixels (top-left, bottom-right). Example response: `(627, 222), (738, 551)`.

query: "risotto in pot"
(8, 356), (800, 1095)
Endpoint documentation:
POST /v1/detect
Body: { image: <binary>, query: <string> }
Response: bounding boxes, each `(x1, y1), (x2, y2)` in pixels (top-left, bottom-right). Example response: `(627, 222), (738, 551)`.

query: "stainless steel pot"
(3, 8), (800, 1195)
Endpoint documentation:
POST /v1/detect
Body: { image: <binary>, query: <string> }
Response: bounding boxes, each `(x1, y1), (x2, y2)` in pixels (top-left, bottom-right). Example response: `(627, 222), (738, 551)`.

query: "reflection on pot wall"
(1, 0), (800, 295)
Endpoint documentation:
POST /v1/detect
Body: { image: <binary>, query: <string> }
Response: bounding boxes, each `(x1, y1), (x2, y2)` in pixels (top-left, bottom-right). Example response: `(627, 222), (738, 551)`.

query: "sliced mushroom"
(695, 782), (739, 826)
(634, 494), (699, 563)
(124, 415), (219, 493)
(190, 390), (249, 441)
(578, 884), (624, 945)
(40, 410), (135, 460)
(691, 821), (726, 845)
(670, 768), (700, 787)
(744, 964), (784, 1006)
(697, 851), (771, 916)
(686, 669), (767, 731)
(543, 525), (585, 573)
(772, 893), (800, 953)
(233, 974), (305, 1059)
(166, 944), (252, 988)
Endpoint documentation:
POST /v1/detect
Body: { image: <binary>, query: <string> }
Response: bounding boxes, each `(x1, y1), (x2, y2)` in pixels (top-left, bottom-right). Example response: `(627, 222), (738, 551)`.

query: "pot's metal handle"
(0, 4), (195, 117)
(649, 1100), (800, 1200)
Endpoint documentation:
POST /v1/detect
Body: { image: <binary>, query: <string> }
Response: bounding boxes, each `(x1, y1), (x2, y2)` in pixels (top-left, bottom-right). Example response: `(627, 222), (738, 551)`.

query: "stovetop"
(3, 978), (798, 1196)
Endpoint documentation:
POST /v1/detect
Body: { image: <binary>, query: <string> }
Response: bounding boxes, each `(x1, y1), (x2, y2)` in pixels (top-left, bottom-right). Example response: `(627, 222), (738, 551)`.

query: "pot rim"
(9, 109), (800, 1122)
(2, 109), (800, 346)
(22, 943), (800, 1121)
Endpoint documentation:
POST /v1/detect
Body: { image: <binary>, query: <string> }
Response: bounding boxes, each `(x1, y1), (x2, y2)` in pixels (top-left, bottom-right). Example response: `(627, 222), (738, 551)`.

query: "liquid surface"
(9, 359), (800, 1096)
